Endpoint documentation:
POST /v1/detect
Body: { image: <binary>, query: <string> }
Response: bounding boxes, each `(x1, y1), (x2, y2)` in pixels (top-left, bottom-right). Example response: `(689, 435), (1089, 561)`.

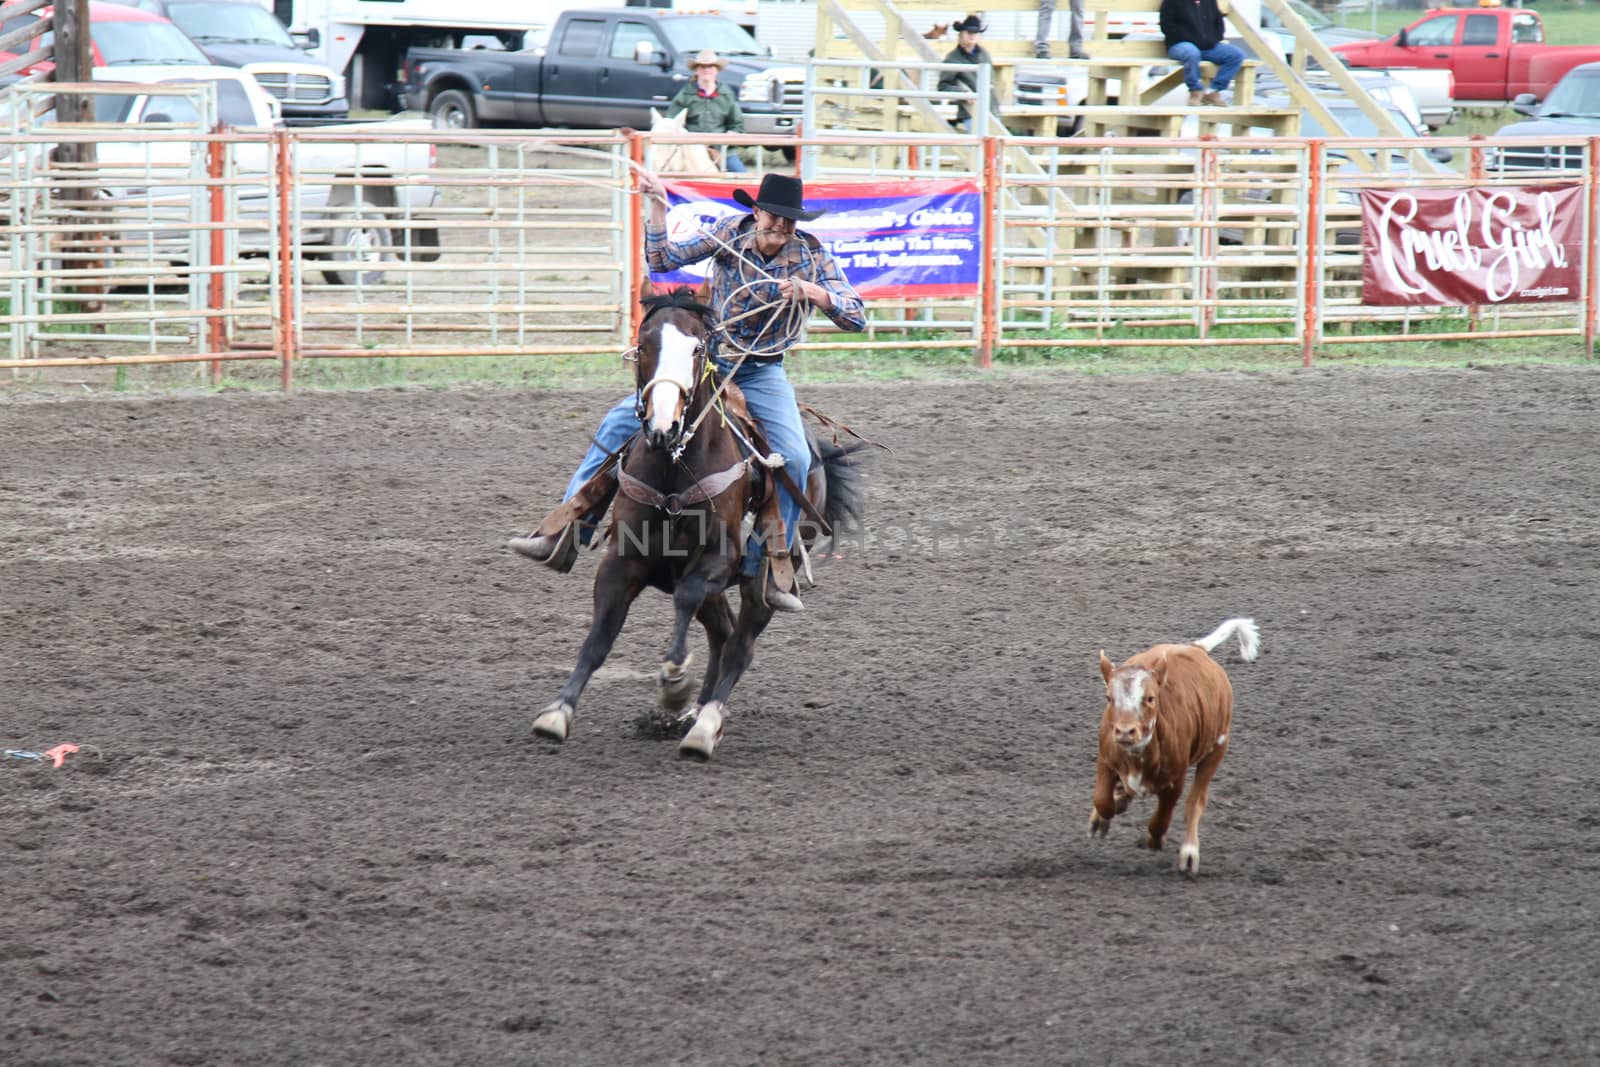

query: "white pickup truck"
(6, 65), (439, 284)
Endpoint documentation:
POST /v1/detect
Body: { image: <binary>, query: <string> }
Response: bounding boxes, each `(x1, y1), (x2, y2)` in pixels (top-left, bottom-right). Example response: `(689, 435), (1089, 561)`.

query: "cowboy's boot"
(755, 492), (803, 613)
(508, 470), (617, 573)
(508, 521), (583, 572)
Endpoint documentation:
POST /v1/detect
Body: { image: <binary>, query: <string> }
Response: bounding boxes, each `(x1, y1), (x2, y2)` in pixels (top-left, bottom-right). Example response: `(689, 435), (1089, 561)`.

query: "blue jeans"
(723, 150), (747, 173)
(1167, 41), (1245, 92)
(566, 358), (808, 577)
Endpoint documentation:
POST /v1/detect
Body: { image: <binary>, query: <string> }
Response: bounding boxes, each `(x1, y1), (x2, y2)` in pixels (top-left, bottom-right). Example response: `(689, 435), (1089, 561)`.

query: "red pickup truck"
(1331, 7), (1600, 103)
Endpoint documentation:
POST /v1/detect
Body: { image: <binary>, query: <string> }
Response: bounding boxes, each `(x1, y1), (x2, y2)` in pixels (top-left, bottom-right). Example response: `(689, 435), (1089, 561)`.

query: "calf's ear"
(1099, 651), (1115, 684)
(1151, 653), (1169, 687)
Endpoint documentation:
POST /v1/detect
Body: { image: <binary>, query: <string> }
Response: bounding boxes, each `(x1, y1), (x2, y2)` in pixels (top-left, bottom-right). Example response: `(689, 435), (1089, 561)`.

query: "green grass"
(6, 325), (1587, 397)
(186, 328), (1589, 394)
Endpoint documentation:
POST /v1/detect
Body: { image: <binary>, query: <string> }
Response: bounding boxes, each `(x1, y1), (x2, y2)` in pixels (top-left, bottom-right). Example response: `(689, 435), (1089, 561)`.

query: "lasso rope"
(519, 141), (821, 464)
(517, 141), (822, 355)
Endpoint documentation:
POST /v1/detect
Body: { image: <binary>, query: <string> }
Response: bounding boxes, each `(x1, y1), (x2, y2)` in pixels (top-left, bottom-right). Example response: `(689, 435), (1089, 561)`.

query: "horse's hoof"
(678, 702), (724, 761)
(532, 701), (574, 742)
(657, 655), (695, 713)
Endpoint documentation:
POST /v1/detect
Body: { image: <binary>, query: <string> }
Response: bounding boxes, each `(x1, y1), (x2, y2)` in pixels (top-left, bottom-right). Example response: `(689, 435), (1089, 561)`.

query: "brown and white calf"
(1088, 617), (1260, 875)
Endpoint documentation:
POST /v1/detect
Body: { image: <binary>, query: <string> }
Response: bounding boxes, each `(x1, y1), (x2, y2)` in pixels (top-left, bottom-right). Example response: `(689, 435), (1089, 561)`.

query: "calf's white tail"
(1192, 617), (1260, 662)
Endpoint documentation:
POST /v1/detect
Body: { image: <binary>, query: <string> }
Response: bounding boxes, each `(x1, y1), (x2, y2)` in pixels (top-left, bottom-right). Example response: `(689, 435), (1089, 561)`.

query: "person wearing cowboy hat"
(667, 48), (747, 172)
(937, 15), (998, 130)
(509, 171), (866, 613)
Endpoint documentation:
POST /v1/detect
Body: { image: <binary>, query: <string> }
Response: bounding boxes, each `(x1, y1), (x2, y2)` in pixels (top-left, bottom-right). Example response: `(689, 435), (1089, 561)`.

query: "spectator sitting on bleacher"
(937, 15), (997, 131)
(1035, 0), (1089, 60)
(1160, 0), (1245, 107)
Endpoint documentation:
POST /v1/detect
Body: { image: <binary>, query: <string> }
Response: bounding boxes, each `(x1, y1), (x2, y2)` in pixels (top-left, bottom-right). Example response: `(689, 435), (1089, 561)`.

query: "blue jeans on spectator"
(564, 357), (808, 577)
(723, 149), (747, 173)
(1167, 41), (1245, 92)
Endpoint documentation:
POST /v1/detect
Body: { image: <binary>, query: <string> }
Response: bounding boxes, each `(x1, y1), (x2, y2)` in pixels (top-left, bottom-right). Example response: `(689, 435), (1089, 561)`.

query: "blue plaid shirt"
(646, 214), (867, 360)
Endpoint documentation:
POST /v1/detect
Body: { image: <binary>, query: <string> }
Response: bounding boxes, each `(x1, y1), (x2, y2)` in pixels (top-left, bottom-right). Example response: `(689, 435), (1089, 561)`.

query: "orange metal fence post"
(628, 131), (646, 345)
(274, 128), (297, 390)
(978, 135), (999, 369)
(1588, 137), (1599, 361)
(206, 133), (226, 386)
(1467, 137), (1484, 334)
(1300, 139), (1323, 369)
(1200, 139), (1218, 338)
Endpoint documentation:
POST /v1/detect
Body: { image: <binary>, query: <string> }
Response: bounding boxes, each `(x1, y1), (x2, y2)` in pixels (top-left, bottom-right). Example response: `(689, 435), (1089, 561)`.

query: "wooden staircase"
(802, 0), (1440, 327)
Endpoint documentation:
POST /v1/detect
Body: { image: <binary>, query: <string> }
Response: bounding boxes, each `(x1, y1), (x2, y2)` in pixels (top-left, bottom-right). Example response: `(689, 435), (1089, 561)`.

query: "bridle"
(620, 298), (754, 516)
(632, 300), (715, 455)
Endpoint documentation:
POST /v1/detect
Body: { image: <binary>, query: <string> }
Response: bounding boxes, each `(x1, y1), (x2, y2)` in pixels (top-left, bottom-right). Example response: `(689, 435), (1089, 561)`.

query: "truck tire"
(321, 207), (395, 286)
(429, 90), (476, 130)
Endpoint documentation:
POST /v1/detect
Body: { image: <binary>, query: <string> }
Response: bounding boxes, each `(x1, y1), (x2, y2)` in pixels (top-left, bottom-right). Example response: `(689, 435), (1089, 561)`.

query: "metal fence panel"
(2, 117), (1596, 376)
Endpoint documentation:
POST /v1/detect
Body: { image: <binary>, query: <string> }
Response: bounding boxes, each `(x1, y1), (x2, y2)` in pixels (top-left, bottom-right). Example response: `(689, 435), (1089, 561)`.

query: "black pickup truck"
(398, 8), (804, 137)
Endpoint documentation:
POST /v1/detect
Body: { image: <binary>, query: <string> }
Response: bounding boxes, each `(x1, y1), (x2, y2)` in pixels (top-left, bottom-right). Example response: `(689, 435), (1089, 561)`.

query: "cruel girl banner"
(1360, 185), (1584, 306)
(653, 178), (982, 298)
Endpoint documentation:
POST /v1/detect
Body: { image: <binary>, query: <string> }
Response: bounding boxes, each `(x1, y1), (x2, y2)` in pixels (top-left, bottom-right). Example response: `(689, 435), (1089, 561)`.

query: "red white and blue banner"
(653, 178), (983, 298)
(1360, 184), (1584, 306)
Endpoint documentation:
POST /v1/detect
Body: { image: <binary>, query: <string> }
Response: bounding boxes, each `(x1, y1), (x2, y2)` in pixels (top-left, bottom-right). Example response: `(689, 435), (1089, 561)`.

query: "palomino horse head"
(648, 109), (720, 175)
(634, 279), (714, 452)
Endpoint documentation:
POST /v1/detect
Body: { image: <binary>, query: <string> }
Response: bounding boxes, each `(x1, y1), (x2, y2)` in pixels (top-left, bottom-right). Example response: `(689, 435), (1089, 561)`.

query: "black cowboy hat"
(731, 173), (826, 222)
(953, 14), (987, 33)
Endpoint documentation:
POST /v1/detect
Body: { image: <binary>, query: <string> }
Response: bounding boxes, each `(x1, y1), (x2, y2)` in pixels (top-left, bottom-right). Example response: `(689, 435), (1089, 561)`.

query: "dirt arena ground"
(3, 365), (1598, 1066)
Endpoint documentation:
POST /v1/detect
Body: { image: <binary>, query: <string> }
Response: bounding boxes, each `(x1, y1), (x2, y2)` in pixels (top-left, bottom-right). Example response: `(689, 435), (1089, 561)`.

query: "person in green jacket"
(668, 49), (747, 172)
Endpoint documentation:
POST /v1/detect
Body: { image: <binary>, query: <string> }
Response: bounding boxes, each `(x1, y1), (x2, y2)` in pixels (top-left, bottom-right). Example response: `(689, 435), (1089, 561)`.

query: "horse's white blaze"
(647, 322), (698, 434)
(1111, 670), (1147, 714)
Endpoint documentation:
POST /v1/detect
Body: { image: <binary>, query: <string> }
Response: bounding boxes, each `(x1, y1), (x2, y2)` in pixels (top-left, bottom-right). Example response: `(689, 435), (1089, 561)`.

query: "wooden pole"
(53, 0), (93, 128)
(54, 0), (101, 308)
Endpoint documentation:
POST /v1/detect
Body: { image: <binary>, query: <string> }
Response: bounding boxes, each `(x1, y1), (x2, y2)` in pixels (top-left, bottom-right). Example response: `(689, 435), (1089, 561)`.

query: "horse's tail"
(815, 434), (870, 547)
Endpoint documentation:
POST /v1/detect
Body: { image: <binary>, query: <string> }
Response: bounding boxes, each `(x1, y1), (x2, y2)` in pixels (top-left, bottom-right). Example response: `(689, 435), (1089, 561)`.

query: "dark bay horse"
(531, 285), (867, 760)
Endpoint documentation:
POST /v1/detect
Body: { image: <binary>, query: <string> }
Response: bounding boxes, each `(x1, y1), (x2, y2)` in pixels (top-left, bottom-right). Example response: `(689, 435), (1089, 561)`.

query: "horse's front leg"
(658, 568), (722, 713)
(679, 575), (773, 761)
(692, 592), (735, 710)
(534, 554), (645, 743)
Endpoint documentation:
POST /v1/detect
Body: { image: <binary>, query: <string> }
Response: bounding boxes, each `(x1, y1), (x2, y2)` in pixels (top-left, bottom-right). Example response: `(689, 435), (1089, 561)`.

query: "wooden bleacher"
(803, 0), (1439, 319)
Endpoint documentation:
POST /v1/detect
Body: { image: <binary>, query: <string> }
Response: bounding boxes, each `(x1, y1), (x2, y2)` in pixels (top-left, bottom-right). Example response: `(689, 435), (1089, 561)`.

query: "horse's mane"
(641, 287), (714, 321)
